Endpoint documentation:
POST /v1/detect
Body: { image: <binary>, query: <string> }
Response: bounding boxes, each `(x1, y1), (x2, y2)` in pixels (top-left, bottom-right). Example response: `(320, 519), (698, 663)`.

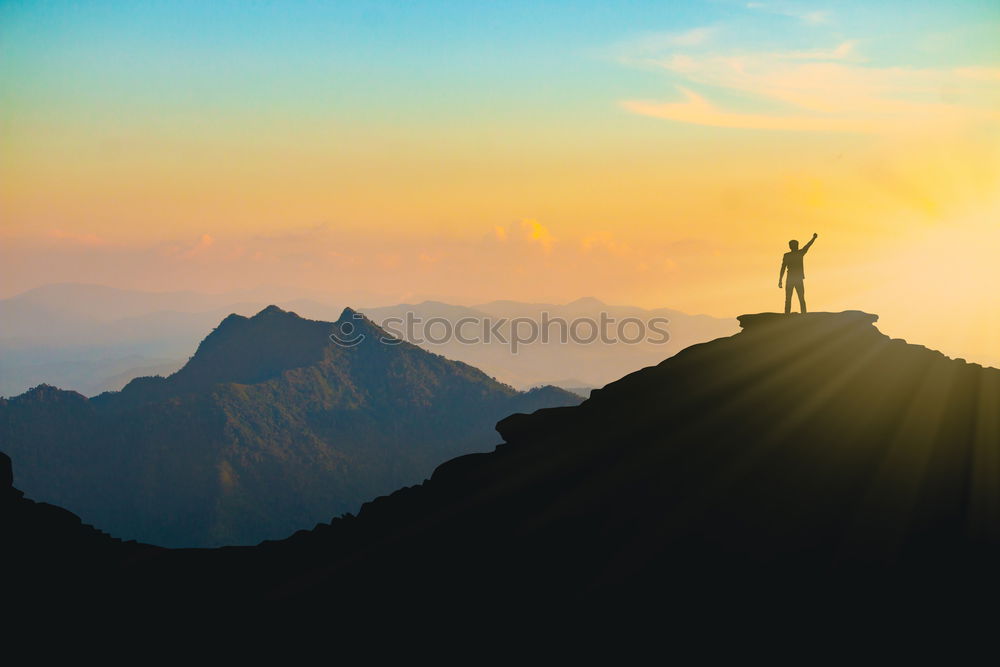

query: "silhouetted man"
(778, 233), (818, 314)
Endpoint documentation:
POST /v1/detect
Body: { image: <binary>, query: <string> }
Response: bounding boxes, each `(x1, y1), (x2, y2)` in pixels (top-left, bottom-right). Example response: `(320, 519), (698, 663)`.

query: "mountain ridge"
(4, 310), (1000, 618)
(0, 284), (744, 396)
(0, 305), (580, 546)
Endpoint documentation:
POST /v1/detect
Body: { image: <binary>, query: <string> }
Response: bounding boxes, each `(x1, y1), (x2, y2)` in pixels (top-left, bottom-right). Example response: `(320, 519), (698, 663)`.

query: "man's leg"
(795, 280), (807, 313)
(784, 281), (793, 314)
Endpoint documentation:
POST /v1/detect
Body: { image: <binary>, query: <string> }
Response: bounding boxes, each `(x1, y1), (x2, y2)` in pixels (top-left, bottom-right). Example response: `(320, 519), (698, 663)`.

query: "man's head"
(789, 240), (799, 250)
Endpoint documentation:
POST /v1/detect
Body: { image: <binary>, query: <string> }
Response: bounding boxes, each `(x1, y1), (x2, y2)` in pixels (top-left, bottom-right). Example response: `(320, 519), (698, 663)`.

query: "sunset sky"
(2, 1), (999, 364)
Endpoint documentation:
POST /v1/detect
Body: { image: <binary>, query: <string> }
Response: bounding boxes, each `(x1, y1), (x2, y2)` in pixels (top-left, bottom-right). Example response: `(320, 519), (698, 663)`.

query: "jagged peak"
(209, 307), (308, 337)
(337, 306), (360, 322)
(335, 307), (378, 336)
(334, 307), (416, 349)
(252, 304), (301, 320)
(216, 312), (249, 328)
(135, 304), (335, 393)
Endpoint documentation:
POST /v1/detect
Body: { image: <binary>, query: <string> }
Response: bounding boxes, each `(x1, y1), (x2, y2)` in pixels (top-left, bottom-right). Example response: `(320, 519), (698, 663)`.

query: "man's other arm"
(779, 255), (787, 288)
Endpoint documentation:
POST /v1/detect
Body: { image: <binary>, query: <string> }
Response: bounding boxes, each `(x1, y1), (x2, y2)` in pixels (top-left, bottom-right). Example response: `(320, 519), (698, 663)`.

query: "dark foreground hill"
(4, 311), (1000, 620)
(0, 306), (579, 546)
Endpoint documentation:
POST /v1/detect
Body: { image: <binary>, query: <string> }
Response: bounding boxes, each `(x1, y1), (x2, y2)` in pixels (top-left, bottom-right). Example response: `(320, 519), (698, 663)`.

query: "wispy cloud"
(622, 87), (875, 132)
(618, 35), (1000, 133)
(612, 26), (716, 63)
(174, 233), (215, 258)
(956, 67), (1000, 82)
(781, 40), (859, 61)
(190, 233), (215, 255)
(489, 219), (557, 252)
(660, 26), (715, 47)
(580, 231), (631, 257)
(46, 229), (110, 247)
(520, 218), (555, 252)
(746, 3), (832, 25)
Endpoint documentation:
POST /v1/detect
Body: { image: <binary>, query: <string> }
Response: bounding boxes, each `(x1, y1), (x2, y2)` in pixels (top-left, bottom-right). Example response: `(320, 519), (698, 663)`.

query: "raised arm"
(802, 232), (818, 253)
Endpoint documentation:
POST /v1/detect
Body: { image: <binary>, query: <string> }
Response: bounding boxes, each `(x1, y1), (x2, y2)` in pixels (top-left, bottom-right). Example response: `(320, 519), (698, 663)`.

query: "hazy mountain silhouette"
(0, 306), (579, 547)
(0, 283), (357, 396)
(5, 310), (998, 618)
(0, 285), (737, 396)
(361, 296), (738, 388)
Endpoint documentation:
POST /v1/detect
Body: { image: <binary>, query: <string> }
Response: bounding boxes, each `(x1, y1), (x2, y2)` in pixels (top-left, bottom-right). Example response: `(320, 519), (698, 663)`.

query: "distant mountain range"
(361, 297), (738, 389)
(0, 283), (350, 396)
(0, 306), (579, 546)
(5, 311), (999, 619)
(0, 283), (737, 396)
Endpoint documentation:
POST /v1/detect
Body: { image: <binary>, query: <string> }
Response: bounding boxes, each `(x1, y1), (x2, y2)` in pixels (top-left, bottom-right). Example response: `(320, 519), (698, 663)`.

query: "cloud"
(327, 249), (361, 267)
(45, 229), (109, 247)
(798, 10), (831, 25)
(3, 220), (740, 313)
(612, 26), (716, 64)
(622, 87), (875, 132)
(746, 3), (832, 25)
(781, 40), (859, 61)
(183, 233), (215, 258)
(660, 26), (715, 47)
(619, 42), (1000, 132)
(581, 231), (632, 256)
(521, 218), (555, 252)
(490, 219), (555, 251)
(956, 67), (1000, 82)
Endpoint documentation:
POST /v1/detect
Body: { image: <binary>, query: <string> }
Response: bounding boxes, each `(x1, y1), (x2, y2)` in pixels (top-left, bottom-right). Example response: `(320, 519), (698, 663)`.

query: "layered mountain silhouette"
(4, 311), (999, 617)
(360, 297), (738, 389)
(0, 306), (579, 547)
(0, 284), (739, 396)
(0, 283), (348, 396)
